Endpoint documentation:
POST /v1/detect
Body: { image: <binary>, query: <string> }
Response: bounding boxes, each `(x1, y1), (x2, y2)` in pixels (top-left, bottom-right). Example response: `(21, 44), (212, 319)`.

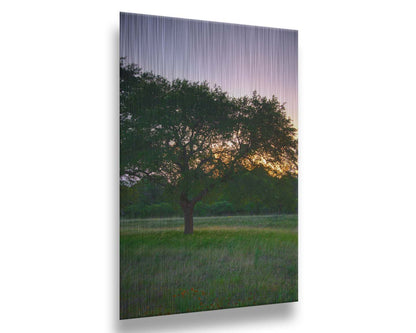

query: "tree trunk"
(183, 203), (194, 235)
(180, 187), (211, 235)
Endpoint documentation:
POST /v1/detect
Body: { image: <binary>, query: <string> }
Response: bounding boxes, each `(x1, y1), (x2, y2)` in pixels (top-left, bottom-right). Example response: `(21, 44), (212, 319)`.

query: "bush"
(122, 202), (176, 218)
(209, 201), (234, 216)
(194, 202), (210, 216)
(122, 203), (148, 218)
(146, 203), (175, 217)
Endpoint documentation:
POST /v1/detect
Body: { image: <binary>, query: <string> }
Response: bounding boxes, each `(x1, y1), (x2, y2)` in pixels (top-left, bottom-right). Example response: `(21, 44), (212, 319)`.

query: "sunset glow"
(120, 12), (298, 127)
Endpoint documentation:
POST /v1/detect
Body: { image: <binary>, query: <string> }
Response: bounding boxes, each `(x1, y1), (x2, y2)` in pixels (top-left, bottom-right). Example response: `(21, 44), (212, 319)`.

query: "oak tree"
(120, 61), (297, 234)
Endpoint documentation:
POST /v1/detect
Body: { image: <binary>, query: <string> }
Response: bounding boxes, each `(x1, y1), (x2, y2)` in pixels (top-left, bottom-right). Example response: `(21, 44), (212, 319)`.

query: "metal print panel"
(120, 12), (298, 319)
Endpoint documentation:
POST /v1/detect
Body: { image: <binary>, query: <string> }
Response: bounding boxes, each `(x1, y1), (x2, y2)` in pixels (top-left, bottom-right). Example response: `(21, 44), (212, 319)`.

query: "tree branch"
(190, 183), (215, 205)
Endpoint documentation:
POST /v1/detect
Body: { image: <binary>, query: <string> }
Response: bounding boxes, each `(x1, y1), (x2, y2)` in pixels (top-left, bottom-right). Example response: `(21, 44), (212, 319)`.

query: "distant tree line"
(121, 167), (297, 218)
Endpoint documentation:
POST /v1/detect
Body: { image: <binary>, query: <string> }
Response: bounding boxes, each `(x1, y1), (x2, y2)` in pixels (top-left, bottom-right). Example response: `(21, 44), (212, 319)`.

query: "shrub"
(122, 202), (176, 218)
(194, 202), (210, 216)
(209, 201), (234, 216)
(122, 203), (148, 218)
(146, 203), (175, 217)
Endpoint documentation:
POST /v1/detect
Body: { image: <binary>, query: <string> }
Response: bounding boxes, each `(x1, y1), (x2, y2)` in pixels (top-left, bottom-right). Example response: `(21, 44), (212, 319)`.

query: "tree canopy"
(120, 60), (297, 234)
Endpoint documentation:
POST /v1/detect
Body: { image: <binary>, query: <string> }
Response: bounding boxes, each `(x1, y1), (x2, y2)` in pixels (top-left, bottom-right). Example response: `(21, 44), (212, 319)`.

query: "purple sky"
(120, 12), (298, 127)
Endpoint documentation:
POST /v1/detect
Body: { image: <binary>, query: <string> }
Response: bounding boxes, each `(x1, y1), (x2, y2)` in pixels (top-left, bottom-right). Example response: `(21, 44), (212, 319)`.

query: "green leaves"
(120, 61), (297, 204)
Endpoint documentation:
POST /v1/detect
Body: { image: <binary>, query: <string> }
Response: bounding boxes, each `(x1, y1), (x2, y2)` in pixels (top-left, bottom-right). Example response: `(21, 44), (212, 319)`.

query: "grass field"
(120, 214), (298, 319)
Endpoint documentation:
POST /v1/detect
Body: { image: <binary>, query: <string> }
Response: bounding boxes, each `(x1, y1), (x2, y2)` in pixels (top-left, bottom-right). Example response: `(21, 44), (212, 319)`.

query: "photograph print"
(120, 12), (298, 319)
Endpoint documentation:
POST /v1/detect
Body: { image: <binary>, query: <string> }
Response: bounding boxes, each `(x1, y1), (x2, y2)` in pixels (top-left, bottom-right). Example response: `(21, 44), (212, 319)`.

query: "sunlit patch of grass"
(120, 215), (297, 319)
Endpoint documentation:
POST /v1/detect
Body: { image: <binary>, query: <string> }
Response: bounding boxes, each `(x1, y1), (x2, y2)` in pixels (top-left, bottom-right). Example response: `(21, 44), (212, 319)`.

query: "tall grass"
(120, 214), (297, 319)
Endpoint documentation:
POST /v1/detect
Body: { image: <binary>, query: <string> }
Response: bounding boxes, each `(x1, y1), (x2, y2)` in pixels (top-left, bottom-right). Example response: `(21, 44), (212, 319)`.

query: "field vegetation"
(120, 214), (297, 319)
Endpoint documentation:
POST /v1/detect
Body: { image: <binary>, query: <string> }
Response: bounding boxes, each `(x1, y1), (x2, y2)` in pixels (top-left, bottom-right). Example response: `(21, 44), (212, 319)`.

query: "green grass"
(120, 214), (297, 319)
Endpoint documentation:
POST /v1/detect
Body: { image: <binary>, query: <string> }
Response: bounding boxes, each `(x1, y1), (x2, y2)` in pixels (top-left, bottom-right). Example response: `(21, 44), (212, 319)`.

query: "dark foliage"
(120, 60), (297, 232)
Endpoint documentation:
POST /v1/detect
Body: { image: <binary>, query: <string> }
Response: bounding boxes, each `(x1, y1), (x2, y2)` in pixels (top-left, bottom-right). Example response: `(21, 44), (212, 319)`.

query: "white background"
(1, 1), (416, 332)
